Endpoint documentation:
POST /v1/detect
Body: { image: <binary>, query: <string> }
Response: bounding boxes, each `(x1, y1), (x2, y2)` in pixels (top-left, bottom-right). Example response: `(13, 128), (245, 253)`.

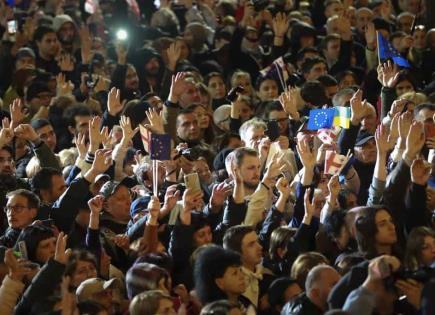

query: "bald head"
(306, 265), (341, 311)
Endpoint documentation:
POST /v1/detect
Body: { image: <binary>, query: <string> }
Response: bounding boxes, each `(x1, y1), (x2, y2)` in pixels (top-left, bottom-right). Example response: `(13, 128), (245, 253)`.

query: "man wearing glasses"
(1, 189), (39, 247)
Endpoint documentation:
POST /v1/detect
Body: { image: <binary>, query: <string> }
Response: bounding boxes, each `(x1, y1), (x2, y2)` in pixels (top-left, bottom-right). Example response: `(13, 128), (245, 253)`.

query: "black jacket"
(281, 293), (323, 315)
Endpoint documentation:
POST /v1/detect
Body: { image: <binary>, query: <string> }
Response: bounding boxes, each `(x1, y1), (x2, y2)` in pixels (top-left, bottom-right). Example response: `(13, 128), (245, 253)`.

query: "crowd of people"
(0, 0), (434, 314)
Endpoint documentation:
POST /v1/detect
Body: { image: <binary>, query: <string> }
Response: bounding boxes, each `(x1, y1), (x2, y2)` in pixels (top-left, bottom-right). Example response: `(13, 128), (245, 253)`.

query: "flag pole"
(274, 62), (288, 93)
(376, 30), (381, 65)
(152, 159), (158, 197)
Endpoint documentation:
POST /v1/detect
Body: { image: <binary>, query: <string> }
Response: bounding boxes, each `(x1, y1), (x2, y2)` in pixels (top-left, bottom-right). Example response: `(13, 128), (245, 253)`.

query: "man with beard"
(111, 44), (141, 101)
(132, 48), (171, 97)
(34, 26), (61, 75)
(53, 14), (78, 55)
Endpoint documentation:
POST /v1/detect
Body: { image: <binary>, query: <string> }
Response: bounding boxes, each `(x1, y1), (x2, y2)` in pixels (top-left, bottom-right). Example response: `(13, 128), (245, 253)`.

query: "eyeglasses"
(4, 205), (28, 214)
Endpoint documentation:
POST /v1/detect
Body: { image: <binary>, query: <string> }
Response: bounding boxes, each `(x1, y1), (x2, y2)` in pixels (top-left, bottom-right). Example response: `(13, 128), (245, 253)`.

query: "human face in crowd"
(241, 231), (263, 268)
(233, 75), (254, 97)
(175, 39), (190, 60)
(420, 236), (435, 266)
(268, 110), (289, 135)
(284, 283), (303, 303)
(145, 57), (160, 76)
(71, 260), (98, 288)
(313, 268), (341, 309)
(6, 194), (37, 229)
(106, 185), (132, 222)
(339, 74), (357, 89)
(361, 105), (377, 134)
(238, 101), (253, 122)
(193, 159), (212, 185)
(324, 39), (340, 63)
(258, 79), (278, 102)
(395, 79), (414, 96)
(156, 298), (176, 315)
(305, 62), (328, 81)
(125, 65), (139, 90)
(70, 115), (91, 137)
(179, 81), (201, 108)
(242, 29), (259, 52)
(325, 84), (339, 99)
(36, 124), (57, 151)
(324, 2), (344, 18)
(375, 210), (397, 246)
(208, 75), (226, 99)
(243, 126), (265, 150)
(16, 56), (35, 70)
(0, 149), (15, 176)
(239, 154), (261, 189)
(356, 8), (373, 34)
(36, 32), (60, 59)
(412, 28), (426, 49)
(194, 105), (210, 129)
(58, 22), (75, 44)
(35, 236), (57, 263)
(398, 15), (414, 34)
(400, 0), (422, 15)
(215, 265), (247, 297)
(46, 174), (67, 203)
(29, 92), (53, 112)
(354, 139), (377, 164)
(176, 113), (200, 141)
(300, 35), (315, 49)
(193, 225), (213, 247)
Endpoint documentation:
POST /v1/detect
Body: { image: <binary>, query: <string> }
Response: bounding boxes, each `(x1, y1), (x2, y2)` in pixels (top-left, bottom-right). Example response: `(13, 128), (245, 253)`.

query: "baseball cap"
(76, 278), (121, 302)
(99, 180), (121, 199)
(16, 47), (36, 60)
(355, 131), (375, 147)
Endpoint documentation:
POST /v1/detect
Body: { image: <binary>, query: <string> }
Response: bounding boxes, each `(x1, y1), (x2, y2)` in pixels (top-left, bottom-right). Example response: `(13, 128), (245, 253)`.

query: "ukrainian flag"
(333, 107), (351, 129)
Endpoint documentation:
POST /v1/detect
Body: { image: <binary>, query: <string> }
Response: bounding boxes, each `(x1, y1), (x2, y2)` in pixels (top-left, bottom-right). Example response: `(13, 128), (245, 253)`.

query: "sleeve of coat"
(32, 141), (61, 171)
(0, 276), (25, 315)
(343, 287), (376, 315)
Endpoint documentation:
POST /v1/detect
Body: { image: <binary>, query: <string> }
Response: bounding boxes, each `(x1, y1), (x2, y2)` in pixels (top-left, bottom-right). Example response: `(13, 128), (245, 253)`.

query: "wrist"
(168, 92), (179, 104)
(30, 137), (42, 145)
(147, 216), (158, 226)
(350, 117), (361, 126)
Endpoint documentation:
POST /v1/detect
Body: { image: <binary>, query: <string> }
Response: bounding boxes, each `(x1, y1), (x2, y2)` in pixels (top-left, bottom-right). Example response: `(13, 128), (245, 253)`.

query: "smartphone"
(7, 20), (17, 34)
(226, 86), (245, 103)
(266, 120), (280, 142)
(184, 173), (201, 193)
(18, 241), (28, 261)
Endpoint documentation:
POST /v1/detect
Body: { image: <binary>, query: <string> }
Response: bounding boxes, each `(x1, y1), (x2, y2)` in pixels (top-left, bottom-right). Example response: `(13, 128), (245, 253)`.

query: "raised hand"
(296, 138), (316, 169)
(120, 115), (139, 143)
(181, 188), (203, 224)
(144, 108), (165, 134)
(88, 195), (104, 215)
(168, 72), (186, 104)
(113, 234), (130, 251)
(404, 121), (425, 161)
(327, 174), (340, 197)
(389, 99), (408, 117)
(60, 276), (79, 315)
(88, 116), (102, 151)
(91, 148), (113, 174)
(75, 132), (88, 160)
(147, 196), (161, 225)
(398, 111), (413, 140)
(276, 176), (290, 197)
(166, 41), (181, 71)
(79, 25), (92, 64)
(56, 72), (74, 97)
(4, 249), (33, 282)
(378, 61), (400, 88)
(100, 126), (113, 149)
(350, 89), (366, 125)
(107, 87), (125, 116)
(115, 41), (128, 65)
(58, 54), (74, 72)
(279, 87), (299, 120)
(411, 158), (431, 185)
(365, 21), (376, 50)
(9, 98), (27, 127)
(210, 181), (233, 208)
(272, 12), (290, 37)
(304, 188), (315, 219)
(375, 123), (390, 155)
(14, 124), (39, 143)
(54, 232), (72, 265)
(0, 117), (14, 147)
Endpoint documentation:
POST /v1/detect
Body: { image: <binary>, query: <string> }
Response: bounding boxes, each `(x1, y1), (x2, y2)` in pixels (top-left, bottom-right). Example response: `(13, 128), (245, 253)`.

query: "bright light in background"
(116, 29), (128, 41)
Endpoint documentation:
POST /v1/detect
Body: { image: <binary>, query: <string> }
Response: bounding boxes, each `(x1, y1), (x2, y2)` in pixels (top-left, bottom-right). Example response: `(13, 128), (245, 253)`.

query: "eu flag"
(150, 134), (171, 160)
(307, 108), (336, 130)
(378, 33), (411, 68)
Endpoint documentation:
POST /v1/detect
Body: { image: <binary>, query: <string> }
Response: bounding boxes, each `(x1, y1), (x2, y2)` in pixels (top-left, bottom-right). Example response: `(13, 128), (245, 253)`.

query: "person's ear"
(277, 247), (286, 258)
(29, 207), (38, 219)
(68, 126), (75, 135)
(215, 277), (225, 291)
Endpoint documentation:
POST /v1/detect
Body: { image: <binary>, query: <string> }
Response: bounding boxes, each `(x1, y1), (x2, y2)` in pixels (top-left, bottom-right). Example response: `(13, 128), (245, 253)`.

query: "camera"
(226, 86), (245, 103)
(179, 147), (203, 161)
(384, 266), (435, 292)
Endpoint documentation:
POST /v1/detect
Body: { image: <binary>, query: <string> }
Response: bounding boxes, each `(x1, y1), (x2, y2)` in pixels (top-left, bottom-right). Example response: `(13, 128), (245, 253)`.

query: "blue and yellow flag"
(333, 107), (351, 129)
